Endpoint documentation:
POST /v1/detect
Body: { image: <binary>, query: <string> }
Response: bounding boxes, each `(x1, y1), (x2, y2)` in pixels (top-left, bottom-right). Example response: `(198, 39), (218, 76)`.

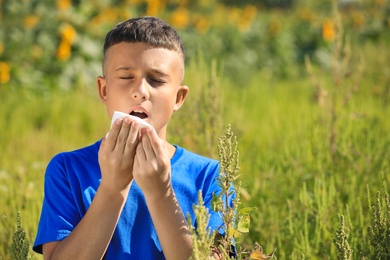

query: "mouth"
(130, 109), (148, 119)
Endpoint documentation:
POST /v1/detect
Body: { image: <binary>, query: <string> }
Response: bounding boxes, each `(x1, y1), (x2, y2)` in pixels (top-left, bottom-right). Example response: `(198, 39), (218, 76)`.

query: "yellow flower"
(101, 8), (118, 24)
(238, 5), (257, 32)
(57, 0), (71, 11)
(298, 7), (315, 22)
(322, 18), (335, 42)
(170, 7), (189, 29)
(213, 4), (228, 28)
(146, 0), (164, 17)
(56, 40), (71, 61)
(60, 24), (77, 44)
(351, 10), (365, 29)
(229, 7), (240, 26)
(375, 0), (385, 6)
(126, 0), (141, 4)
(268, 19), (281, 37)
(181, 0), (190, 6)
(194, 15), (209, 34)
(31, 45), (43, 60)
(0, 61), (11, 84)
(23, 15), (40, 30)
(243, 5), (257, 20)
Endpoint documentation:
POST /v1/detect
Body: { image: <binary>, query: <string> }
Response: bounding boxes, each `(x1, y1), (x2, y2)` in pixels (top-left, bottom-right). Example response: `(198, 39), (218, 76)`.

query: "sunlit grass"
(1, 12), (390, 259)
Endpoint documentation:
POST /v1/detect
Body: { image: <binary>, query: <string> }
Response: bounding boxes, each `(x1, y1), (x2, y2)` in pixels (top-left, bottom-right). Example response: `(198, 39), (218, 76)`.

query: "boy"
(33, 16), (230, 259)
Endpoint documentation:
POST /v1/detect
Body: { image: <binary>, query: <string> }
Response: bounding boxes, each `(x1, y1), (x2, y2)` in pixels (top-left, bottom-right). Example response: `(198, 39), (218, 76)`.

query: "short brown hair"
(103, 16), (185, 61)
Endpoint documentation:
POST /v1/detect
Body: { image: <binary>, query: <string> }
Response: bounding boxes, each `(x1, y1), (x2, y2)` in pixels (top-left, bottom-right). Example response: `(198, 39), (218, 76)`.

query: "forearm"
(145, 185), (193, 260)
(47, 185), (128, 260)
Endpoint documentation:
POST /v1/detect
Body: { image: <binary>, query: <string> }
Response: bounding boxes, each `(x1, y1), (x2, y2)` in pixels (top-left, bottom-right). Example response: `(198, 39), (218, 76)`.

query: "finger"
(124, 121), (140, 156)
(135, 141), (147, 164)
(141, 131), (154, 161)
(105, 118), (123, 151)
(145, 127), (164, 158)
(114, 117), (132, 153)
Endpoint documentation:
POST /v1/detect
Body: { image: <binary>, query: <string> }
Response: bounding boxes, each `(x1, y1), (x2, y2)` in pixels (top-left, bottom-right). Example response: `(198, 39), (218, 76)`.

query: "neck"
(164, 141), (176, 159)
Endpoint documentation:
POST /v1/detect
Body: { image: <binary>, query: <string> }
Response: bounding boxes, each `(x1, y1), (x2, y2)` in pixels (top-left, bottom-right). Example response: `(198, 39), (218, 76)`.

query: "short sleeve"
(33, 153), (82, 254)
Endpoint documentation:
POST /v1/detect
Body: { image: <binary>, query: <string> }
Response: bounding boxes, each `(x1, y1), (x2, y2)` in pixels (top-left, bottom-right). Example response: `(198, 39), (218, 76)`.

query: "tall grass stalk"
(1, 46), (389, 258)
(367, 191), (390, 259)
(333, 215), (352, 260)
(11, 212), (31, 260)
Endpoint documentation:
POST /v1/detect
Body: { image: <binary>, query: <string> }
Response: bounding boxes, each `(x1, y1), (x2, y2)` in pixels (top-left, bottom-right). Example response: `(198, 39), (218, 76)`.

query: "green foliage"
(333, 215), (352, 260)
(214, 124), (241, 254)
(367, 191), (390, 259)
(190, 125), (272, 260)
(1, 0), (389, 90)
(11, 212), (30, 260)
(188, 192), (216, 260)
(170, 56), (224, 158)
(0, 1), (389, 258)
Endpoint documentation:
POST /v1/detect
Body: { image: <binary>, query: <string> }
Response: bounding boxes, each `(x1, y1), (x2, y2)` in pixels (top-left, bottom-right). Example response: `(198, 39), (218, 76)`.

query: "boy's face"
(97, 42), (188, 140)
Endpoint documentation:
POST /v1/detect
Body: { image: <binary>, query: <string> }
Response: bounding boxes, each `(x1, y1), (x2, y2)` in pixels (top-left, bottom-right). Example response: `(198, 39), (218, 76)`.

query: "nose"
(131, 79), (150, 100)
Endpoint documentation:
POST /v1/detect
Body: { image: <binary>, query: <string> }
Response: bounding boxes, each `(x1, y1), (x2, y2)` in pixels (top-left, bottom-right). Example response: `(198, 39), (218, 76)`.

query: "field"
(1, 0), (390, 259)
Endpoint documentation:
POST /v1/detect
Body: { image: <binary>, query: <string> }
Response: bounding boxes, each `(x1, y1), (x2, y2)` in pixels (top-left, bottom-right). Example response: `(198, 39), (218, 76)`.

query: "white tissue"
(110, 111), (153, 129)
(106, 111), (153, 138)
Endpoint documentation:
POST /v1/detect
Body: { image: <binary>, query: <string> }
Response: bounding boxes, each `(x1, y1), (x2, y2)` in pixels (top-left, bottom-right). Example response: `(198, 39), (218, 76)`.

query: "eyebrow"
(114, 66), (170, 79)
(150, 69), (170, 78)
(115, 66), (135, 71)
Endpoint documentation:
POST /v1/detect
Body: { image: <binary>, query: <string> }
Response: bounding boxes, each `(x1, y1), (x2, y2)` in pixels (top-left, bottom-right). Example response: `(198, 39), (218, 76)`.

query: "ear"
(173, 85), (189, 112)
(97, 76), (107, 104)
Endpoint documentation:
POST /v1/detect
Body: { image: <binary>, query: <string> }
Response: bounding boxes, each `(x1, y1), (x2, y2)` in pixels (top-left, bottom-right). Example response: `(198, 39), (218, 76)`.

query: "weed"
(190, 125), (274, 260)
(367, 191), (390, 259)
(333, 215), (352, 260)
(11, 212), (31, 260)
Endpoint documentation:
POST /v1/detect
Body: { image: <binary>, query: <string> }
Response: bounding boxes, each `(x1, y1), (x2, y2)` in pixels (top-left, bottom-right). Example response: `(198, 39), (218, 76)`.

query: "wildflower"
(351, 10), (365, 29)
(60, 24), (77, 44)
(229, 7), (241, 26)
(100, 8), (118, 24)
(31, 45), (43, 60)
(375, 0), (385, 6)
(171, 7), (189, 29)
(298, 8), (315, 22)
(126, 0), (141, 4)
(213, 4), (228, 28)
(57, 0), (71, 11)
(239, 5), (257, 32)
(322, 18), (335, 42)
(0, 61), (11, 84)
(268, 19), (281, 37)
(194, 15), (209, 34)
(179, 0), (189, 6)
(56, 40), (71, 61)
(146, 0), (164, 17)
(90, 8), (119, 28)
(23, 15), (40, 30)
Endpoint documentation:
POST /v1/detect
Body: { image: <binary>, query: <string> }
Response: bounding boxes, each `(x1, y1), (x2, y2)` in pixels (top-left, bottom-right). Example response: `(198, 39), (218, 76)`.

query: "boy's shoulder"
(53, 140), (101, 158)
(172, 145), (219, 168)
(48, 140), (101, 169)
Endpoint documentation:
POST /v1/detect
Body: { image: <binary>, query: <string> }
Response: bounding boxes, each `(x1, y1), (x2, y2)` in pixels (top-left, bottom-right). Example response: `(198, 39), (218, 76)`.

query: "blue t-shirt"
(33, 140), (227, 259)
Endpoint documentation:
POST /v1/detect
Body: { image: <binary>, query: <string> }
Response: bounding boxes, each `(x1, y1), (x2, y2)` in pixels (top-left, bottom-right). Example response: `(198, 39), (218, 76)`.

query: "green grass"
(1, 42), (389, 259)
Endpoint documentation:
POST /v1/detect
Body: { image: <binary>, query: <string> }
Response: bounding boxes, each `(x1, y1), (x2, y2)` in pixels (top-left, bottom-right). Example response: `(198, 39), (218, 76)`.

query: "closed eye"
(151, 78), (165, 83)
(148, 78), (166, 86)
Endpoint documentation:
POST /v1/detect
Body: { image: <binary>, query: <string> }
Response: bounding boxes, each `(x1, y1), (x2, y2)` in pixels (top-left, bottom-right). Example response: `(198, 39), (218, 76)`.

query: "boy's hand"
(98, 118), (140, 194)
(133, 127), (171, 198)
